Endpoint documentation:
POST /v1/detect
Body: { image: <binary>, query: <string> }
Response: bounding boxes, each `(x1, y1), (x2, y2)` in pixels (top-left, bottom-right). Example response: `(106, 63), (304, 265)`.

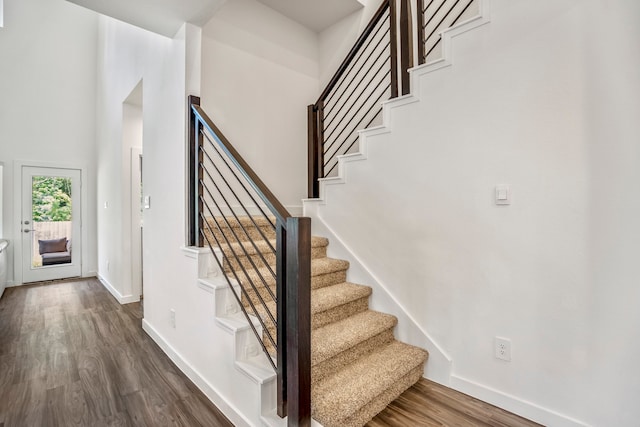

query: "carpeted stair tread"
(311, 310), (396, 366)
(312, 341), (429, 427)
(311, 282), (371, 315)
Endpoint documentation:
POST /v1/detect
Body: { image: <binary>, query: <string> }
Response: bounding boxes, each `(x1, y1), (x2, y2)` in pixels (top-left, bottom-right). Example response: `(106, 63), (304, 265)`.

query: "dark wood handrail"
(315, 0), (391, 104)
(189, 99), (311, 425)
(191, 104), (291, 225)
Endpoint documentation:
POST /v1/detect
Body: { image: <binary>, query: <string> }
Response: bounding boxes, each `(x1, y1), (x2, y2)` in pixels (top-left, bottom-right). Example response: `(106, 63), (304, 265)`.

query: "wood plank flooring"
(368, 378), (543, 427)
(0, 278), (233, 427)
(1, 278), (542, 427)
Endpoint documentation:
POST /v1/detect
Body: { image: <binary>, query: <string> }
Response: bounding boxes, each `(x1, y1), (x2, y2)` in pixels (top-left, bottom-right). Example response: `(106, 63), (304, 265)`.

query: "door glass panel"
(31, 176), (73, 268)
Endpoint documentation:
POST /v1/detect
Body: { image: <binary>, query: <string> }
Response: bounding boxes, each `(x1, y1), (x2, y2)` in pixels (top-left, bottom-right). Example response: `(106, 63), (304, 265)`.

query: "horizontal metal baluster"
(425, 0), (472, 58)
(200, 198), (278, 349)
(324, 12), (390, 107)
(324, 54), (390, 147)
(324, 105), (383, 177)
(324, 39), (391, 130)
(324, 83), (390, 169)
(425, 0), (462, 40)
(201, 144), (277, 279)
(324, 24), (391, 119)
(200, 169), (278, 305)
(323, 69), (391, 158)
(340, 110), (384, 159)
(200, 188), (278, 327)
(423, 0), (437, 14)
(203, 131), (277, 233)
(199, 214), (278, 371)
(423, 0), (448, 31)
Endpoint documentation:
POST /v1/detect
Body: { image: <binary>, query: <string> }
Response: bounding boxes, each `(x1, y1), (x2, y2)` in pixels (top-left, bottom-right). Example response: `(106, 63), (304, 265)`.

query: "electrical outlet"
(106, 260), (110, 271)
(170, 309), (176, 328)
(495, 337), (511, 361)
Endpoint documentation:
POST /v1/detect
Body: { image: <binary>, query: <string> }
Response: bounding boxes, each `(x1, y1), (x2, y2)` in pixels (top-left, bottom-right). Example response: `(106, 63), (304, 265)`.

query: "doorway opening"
(20, 166), (82, 283)
(123, 81), (144, 303)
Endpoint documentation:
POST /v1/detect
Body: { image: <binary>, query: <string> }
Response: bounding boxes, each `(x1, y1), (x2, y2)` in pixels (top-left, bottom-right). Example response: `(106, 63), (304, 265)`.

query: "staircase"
(208, 217), (428, 426)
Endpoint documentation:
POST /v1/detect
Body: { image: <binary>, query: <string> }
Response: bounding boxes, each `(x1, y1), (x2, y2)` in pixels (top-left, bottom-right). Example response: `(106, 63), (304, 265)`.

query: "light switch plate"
(495, 185), (511, 205)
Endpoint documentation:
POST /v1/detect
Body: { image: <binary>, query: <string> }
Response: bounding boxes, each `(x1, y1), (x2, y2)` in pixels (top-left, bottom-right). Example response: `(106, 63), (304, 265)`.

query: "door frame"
(130, 148), (143, 300)
(13, 160), (89, 285)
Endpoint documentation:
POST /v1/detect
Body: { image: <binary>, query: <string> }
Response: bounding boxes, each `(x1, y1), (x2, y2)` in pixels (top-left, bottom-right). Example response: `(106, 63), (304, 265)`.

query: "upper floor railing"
(307, 0), (478, 198)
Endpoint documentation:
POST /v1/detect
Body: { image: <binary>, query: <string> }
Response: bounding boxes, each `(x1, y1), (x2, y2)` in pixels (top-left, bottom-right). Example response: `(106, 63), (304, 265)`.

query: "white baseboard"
(141, 319), (252, 427)
(450, 375), (591, 427)
(97, 273), (139, 304)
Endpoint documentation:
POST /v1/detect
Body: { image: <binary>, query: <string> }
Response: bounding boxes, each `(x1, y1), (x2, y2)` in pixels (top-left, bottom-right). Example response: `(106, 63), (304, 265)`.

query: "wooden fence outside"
(31, 221), (72, 267)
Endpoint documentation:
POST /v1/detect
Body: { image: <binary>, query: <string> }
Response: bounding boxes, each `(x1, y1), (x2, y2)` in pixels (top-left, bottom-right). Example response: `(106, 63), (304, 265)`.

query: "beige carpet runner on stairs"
(210, 217), (428, 427)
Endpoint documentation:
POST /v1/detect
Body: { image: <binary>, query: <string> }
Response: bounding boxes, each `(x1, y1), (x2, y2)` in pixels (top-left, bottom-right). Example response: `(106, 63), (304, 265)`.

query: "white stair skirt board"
(193, 246), (280, 425)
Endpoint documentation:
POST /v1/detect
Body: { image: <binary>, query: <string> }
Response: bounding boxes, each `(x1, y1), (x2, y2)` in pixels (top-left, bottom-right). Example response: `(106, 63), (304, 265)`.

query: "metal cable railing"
(417, 0), (477, 64)
(307, 0), (415, 198)
(189, 96), (311, 424)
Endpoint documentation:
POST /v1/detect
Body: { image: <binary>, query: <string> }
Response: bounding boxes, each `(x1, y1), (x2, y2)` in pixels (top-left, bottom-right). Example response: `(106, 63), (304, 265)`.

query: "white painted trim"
(450, 375), (591, 427)
(181, 245), (209, 259)
(142, 319), (253, 427)
(97, 273), (139, 304)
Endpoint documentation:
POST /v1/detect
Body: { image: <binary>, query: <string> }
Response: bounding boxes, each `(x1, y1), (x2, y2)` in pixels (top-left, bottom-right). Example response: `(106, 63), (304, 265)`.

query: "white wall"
(318, 0), (380, 87)
(95, 16), (188, 305)
(94, 17), (273, 424)
(200, 0), (319, 211)
(305, 0), (640, 426)
(0, 0), (98, 285)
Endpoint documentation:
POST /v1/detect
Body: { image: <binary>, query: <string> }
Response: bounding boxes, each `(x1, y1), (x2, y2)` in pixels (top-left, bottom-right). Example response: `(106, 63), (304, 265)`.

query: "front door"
(21, 166), (82, 282)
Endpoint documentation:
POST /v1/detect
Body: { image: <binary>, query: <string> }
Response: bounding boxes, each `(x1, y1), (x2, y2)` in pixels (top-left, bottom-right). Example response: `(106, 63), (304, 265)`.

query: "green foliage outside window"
(32, 177), (72, 222)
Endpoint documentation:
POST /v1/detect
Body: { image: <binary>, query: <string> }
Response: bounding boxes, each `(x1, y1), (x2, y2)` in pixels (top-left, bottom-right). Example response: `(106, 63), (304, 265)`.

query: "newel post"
(188, 95), (203, 247)
(285, 217), (311, 426)
(399, 0), (413, 95)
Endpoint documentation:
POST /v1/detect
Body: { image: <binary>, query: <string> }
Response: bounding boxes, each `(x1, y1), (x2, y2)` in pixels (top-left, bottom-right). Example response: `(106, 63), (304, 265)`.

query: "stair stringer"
(303, 0), (491, 388)
(304, 203), (452, 385)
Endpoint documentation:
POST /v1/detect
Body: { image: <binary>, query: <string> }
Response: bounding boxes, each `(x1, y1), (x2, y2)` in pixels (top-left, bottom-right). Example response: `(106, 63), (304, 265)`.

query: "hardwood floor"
(1, 278), (542, 427)
(368, 378), (543, 427)
(0, 278), (233, 427)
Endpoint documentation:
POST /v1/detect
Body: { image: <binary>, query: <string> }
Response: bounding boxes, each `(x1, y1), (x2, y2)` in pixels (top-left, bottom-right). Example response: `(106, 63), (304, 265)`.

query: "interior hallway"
(0, 279), (233, 426)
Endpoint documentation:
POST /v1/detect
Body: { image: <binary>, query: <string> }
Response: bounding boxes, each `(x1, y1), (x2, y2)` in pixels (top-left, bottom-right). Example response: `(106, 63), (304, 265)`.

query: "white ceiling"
(255, 0), (363, 32)
(66, 0), (227, 37)
(66, 0), (363, 37)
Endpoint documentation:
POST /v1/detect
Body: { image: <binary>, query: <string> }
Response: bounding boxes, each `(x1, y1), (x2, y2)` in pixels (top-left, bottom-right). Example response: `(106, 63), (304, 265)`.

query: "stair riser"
(222, 246), (327, 273)
(313, 297), (369, 330)
(312, 329), (395, 385)
(259, 296), (371, 345)
(204, 226), (276, 245)
(237, 269), (348, 308)
(326, 365), (425, 427)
